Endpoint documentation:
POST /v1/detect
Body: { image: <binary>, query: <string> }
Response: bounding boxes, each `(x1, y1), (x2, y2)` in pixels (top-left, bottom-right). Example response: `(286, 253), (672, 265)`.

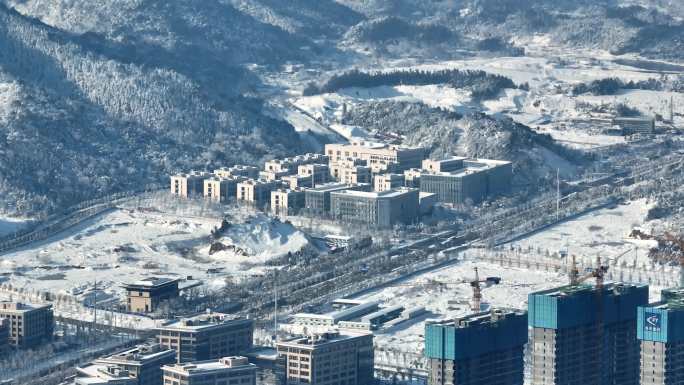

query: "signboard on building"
(644, 312), (662, 333)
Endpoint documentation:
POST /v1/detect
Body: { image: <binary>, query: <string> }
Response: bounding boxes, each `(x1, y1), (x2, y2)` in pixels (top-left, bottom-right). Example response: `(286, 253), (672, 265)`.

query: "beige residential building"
(373, 173), (405, 192)
(162, 356), (256, 385)
(297, 164), (330, 187)
(281, 175), (312, 190)
(214, 165), (259, 179)
(156, 313), (254, 363)
(329, 158), (368, 182)
(276, 330), (374, 385)
(204, 177), (244, 202)
(122, 277), (180, 314)
(0, 301), (53, 348)
(264, 154), (329, 175)
(78, 343), (176, 385)
(171, 171), (211, 198)
(271, 189), (305, 215)
(325, 139), (427, 173)
(329, 159), (372, 185)
(404, 168), (422, 188)
(259, 170), (292, 182)
(236, 179), (280, 206)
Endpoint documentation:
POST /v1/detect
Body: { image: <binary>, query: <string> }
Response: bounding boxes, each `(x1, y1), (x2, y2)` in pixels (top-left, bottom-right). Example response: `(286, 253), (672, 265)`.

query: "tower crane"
(383, 267), (501, 313)
(470, 267), (502, 312)
(568, 254), (609, 288)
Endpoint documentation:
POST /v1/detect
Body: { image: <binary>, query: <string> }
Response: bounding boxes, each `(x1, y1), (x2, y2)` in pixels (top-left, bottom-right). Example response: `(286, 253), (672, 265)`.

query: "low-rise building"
(260, 170), (292, 182)
(237, 179), (280, 207)
(214, 165), (259, 179)
(162, 356), (256, 385)
(156, 313), (254, 363)
(264, 154), (329, 175)
(122, 277), (180, 314)
(422, 157), (467, 173)
(0, 301), (53, 348)
(404, 168), (422, 188)
(374, 173), (405, 192)
(81, 344), (176, 385)
(420, 158), (512, 205)
(329, 158), (372, 185)
(298, 164), (330, 187)
(170, 171), (211, 198)
(613, 116), (656, 135)
(304, 183), (371, 216)
(203, 177), (244, 202)
(419, 192), (437, 215)
(74, 364), (137, 385)
(271, 189), (306, 215)
(325, 139), (427, 173)
(277, 330), (374, 385)
(281, 175), (313, 190)
(329, 188), (419, 228)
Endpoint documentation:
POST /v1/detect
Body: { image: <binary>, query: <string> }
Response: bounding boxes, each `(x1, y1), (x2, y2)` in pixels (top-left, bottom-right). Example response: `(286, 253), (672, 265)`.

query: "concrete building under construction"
(528, 283), (648, 385)
(638, 287), (684, 385)
(424, 309), (527, 385)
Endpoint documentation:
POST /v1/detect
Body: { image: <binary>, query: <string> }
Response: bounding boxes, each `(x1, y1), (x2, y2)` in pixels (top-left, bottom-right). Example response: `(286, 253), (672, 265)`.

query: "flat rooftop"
(426, 309), (526, 329)
(163, 357), (255, 376)
(158, 313), (251, 332)
(307, 182), (353, 192)
(125, 277), (179, 288)
(98, 344), (175, 365)
(532, 282), (647, 298)
(0, 301), (52, 313)
(76, 363), (133, 383)
(278, 330), (371, 348)
(331, 188), (417, 199)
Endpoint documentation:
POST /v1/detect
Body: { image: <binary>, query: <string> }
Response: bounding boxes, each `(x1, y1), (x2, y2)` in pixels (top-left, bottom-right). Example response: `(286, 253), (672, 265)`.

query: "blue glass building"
(528, 283), (648, 385)
(424, 309), (527, 385)
(637, 287), (684, 385)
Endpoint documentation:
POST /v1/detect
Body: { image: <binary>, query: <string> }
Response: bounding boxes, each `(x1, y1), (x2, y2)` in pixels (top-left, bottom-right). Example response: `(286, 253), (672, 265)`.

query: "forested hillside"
(0, 4), (306, 215)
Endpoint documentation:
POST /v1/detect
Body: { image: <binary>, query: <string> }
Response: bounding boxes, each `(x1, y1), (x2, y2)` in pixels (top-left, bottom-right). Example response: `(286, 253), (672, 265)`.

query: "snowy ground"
(512, 199), (658, 267)
(350, 259), (564, 355)
(292, 54), (681, 149)
(0, 206), (310, 301)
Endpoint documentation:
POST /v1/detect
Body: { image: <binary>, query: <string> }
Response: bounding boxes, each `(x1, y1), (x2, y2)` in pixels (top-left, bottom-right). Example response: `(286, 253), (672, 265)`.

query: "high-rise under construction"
(528, 283), (648, 385)
(638, 287), (684, 385)
(424, 309), (528, 385)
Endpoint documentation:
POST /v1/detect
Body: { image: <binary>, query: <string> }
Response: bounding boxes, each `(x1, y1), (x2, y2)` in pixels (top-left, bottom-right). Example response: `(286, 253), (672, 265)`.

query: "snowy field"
(292, 54), (680, 149)
(0, 205), (310, 302)
(351, 259), (564, 355)
(512, 199), (657, 267)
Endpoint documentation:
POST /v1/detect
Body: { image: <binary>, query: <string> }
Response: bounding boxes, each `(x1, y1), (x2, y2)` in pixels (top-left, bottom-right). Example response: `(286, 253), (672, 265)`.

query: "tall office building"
(156, 313), (254, 363)
(276, 330), (374, 385)
(528, 283), (648, 385)
(638, 287), (684, 385)
(424, 309), (527, 385)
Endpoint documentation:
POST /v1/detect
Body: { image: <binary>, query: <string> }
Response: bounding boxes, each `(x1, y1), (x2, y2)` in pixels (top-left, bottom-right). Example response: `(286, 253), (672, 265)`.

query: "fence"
(0, 184), (163, 254)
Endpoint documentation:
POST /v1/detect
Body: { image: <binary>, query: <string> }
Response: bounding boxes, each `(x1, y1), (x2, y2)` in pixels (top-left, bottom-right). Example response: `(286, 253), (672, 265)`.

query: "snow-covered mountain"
(0, 0), (682, 215)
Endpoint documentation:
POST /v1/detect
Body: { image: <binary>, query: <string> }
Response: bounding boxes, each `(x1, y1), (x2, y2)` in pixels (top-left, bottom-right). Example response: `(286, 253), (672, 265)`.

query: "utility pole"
(274, 271), (278, 343)
(556, 168), (560, 222)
